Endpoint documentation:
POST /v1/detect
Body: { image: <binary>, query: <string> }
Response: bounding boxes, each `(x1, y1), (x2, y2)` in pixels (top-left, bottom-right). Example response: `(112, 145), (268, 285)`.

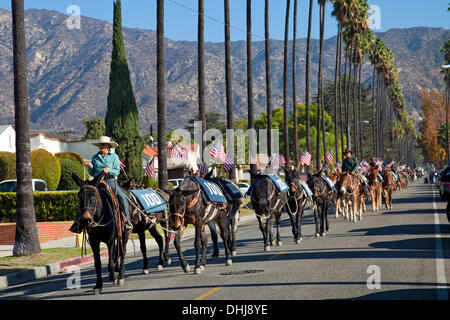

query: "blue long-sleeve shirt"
(88, 152), (120, 178)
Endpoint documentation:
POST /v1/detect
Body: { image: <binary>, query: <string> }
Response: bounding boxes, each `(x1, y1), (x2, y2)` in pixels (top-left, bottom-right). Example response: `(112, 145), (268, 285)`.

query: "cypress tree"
(105, 0), (143, 180)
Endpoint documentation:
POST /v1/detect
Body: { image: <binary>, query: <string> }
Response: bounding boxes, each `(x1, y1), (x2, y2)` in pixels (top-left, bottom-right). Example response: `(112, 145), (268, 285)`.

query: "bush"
(31, 149), (61, 191)
(55, 152), (84, 165)
(57, 159), (84, 190)
(0, 152), (16, 181)
(0, 191), (78, 222)
(142, 176), (159, 189)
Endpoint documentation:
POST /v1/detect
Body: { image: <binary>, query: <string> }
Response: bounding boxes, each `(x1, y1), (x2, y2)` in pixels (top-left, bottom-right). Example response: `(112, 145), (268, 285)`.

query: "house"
(0, 125), (15, 153)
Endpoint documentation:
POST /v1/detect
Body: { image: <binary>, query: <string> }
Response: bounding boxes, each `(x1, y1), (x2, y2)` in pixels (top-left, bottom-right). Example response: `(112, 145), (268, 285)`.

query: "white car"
(237, 182), (250, 196)
(0, 179), (48, 192)
(168, 178), (184, 189)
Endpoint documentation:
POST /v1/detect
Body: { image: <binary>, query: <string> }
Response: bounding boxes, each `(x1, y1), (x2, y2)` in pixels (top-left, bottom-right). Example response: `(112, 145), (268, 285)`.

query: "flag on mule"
(144, 157), (155, 178)
(119, 159), (126, 169)
(210, 141), (226, 162)
(223, 155), (237, 172)
(300, 150), (311, 166)
(271, 153), (286, 167)
(171, 143), (187, 160)
(197, 162), (208, 176)
(326, 149), (333, 164)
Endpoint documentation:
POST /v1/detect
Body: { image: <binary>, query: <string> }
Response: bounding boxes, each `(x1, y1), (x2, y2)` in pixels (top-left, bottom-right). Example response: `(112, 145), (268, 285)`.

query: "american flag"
(223, 155), (237, 172)
(300, 150), (311, 166)
(119, 159), (126, 169)
(334, 161), (341, 170)
(326, 149), (333, 164)
(144, 157), (156, 178)
(210, 141), (226, 162)
(171, 143), (187, 160)
(197, 163), (208, 176)
(271, 153), (286, 167)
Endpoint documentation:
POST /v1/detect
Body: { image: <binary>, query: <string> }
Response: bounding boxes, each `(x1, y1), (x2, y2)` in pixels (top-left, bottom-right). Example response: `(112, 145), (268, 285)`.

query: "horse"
(306, 169), (332, 236)
(120, 179), (172, 274)
(283, 166), (308, 244)
(204, 171), (242, 258)
(367, 166), (383, 212)
(327, 171), (343, 218)
(382, 168), (395, 210)
(72, 173), (129, 295)
(249, 173), (287, 251)
(336, 171), (361, 222)
(167, 176), (232, 274)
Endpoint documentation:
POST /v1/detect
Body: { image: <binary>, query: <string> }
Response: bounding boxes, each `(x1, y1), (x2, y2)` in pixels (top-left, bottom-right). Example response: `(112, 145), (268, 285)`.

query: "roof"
(0, 125), (12, 136)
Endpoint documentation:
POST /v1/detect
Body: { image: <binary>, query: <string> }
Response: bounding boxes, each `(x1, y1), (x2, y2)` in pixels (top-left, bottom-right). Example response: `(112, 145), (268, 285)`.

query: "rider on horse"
(342, 150), (370, 197)
(69, 136), (133, 233)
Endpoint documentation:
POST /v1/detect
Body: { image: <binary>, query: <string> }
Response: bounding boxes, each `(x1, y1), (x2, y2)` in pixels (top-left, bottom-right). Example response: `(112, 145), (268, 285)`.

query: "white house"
(0, 125), (16, 153)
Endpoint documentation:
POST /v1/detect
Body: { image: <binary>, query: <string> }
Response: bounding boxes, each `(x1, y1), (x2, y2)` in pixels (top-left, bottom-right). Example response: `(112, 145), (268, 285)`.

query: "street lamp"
(347, 120), (370, 152)
(441, 64), (450, 165)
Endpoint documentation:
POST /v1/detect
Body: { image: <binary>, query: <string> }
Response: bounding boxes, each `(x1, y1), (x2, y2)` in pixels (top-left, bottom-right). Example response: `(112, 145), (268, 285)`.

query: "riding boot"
(69, 210), (82, 234)
(117, 192), (133, 232)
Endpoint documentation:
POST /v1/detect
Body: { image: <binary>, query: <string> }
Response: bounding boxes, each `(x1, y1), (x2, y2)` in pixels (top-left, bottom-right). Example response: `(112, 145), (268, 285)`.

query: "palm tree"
(305, 0), (313, 154)
(265, 0), (273, 157)
(292, 0), (299, 166)
(198, 0), (206, 161)
(316, 0), (327, 168)
(247, 0), (257, 175)
(11, 0), (41, 256)
(157, 0), (168, 189)
(224, 0), (236, 180)
(283, 0), (291, 165)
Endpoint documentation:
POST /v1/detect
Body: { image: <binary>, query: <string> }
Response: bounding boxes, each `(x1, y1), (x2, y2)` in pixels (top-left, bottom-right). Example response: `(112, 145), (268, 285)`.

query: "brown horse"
(367, 166), (383, 212)
(382, 168), (395, 210)
(327, 171), (343, 218)
(336, 172), (362, 222)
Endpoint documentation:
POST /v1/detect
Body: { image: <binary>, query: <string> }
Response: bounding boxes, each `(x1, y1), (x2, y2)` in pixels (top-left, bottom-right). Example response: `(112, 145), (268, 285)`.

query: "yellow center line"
(268, 251), (286, 260)
(194, 286), (223, 300)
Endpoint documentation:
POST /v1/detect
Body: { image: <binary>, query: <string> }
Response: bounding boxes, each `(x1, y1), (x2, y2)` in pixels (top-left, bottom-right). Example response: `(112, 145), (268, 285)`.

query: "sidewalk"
(0, 213), (256, 290)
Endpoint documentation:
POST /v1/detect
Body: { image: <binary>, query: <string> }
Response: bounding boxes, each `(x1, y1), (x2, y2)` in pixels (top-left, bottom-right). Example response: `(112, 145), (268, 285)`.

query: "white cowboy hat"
(92, 136), (119, 148)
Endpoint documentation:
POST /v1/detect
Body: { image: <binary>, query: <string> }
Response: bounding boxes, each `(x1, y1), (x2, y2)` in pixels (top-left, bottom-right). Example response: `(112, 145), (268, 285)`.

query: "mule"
(121, 180), (172, 274)
(336, 172), (361, 222)
(167, 176), (232, 274)
(306, 170), (332, 237)
(382, 168), (395, 210)
(204, 171), (242, 258)
(367, 167), (383, 212)
(249, 173), (287, 251)
(283, 167), (308, 244)
(327, 171), (343, 218)
(72, 173), (129, 295)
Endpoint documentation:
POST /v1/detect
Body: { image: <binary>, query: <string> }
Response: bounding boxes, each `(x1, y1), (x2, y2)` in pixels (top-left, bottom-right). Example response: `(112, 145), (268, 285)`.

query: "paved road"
(0, 180), (449, 302)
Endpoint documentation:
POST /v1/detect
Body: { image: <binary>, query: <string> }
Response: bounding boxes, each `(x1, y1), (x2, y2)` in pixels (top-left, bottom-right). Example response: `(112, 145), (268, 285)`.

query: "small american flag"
(271, 153), (286, 167)
(119, 159), (126, 169)
(335, 161), (341, 169)
(210, 141), (226, 162)
(171, 143), (187, 160)
(144, 157), (155, 177)
(223, 156), (237, 172)
(197, 163), (208, 176)
(300, 150), (311, 166)
(326, 149), (333, 164)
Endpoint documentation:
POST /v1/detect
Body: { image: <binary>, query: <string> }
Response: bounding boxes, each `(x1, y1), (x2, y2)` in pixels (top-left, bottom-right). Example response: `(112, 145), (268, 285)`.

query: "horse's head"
(167, 178), (200, 231)
(307, 172), (326, 199)
(250, 175), (275, 217)
(283, 166), (300, 193)
(368, 166), (379, 184)
(72, 173), (104, 230)
(337, 172), (354, 197)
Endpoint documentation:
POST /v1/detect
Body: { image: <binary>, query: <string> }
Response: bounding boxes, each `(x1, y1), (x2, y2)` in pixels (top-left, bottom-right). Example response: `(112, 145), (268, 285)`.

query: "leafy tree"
(82, 117), (105, 139)
(105, 0), (143, 181)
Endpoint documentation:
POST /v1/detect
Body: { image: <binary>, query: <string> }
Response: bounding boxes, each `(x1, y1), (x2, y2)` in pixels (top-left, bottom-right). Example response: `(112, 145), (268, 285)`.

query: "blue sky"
(1, 0), (449, 42)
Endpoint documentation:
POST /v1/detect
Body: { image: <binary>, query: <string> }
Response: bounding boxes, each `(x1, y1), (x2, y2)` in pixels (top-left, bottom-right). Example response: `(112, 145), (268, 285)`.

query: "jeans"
(104, 179), (130, 220)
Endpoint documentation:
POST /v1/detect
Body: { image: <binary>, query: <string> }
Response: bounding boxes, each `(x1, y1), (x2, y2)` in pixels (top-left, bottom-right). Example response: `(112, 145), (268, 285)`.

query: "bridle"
(78, 185), (110, 228)
(170, 189), (201, 226)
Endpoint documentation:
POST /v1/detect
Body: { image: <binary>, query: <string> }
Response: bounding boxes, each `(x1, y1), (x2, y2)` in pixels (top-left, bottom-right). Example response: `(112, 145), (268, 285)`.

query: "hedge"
(31, 149), (61, 191)
(0, 152), (16, 181)
(57, 159), (84, 191)
(55, 152), (84, 165)
(0, 192), (78, 223)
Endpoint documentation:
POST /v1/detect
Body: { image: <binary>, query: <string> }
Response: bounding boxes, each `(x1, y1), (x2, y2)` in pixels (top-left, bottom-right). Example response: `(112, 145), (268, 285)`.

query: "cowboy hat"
(344, 149), (353, 154)
(92, 136), (118, 148)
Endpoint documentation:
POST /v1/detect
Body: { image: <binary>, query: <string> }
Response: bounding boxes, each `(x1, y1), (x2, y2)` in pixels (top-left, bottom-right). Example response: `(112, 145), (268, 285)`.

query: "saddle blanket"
(391, 172), (398, 181)
(190, 176), (228, 203)
(267, 174), (289, 192)
(298, 179), (313, 197)
(131, 189), (168, 214)
(321, 174), (336, 191)
(378, 173), (384, 182)
(211, 178), (243, 200)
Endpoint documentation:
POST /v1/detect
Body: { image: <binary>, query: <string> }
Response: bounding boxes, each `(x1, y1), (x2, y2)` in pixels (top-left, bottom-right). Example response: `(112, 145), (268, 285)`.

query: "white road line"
(433, 189), (448, 300)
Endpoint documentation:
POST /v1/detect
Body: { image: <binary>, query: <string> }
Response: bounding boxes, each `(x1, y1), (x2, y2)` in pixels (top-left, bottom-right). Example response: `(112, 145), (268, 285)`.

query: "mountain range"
(0, 8), (449, 138)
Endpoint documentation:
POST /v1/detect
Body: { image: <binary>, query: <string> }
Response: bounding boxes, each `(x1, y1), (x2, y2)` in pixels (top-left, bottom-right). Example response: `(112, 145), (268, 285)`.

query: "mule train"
(71, 163), (413, 294)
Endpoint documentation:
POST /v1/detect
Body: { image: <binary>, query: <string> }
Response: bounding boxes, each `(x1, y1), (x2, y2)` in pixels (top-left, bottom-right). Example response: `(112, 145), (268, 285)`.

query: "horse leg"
(194, 224), (203, 274)
(173, 227), (190, 273)
(257, 215), (269, 251)
(91, 239), (103, 295)
(117, 231), (128, 286)
(324, 202), (329, 234)
(297, 205), (304, 243)
(208, 221), (219, 259)
(217, 216), (232, 266)
(287, 210), (297, 242)
(275, 211), (282, 246)
(200, 224), (208, 271)
(229, 209), (239, 256)
(148, 225), (164, 270)
(107, 242), (117, 285)
(161, 220), (172, 266)
(314, 205), (320, 238)
(137, 229), (149, 274)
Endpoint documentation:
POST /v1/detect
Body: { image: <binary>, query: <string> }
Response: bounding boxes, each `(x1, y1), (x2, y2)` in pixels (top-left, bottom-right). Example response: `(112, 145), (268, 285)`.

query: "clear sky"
(1, 0), (449, 42)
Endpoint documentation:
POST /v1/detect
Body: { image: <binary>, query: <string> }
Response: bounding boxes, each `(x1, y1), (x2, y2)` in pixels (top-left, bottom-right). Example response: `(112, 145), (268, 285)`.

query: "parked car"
(0, 179), (48, 192)
(237, 182), (250, 196)
(168, 178), (184, 189)
(439, 166), (450, 200)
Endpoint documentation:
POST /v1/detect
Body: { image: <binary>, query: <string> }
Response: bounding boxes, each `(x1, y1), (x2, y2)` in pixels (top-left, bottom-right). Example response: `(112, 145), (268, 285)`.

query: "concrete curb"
(0, 213), (256, 290)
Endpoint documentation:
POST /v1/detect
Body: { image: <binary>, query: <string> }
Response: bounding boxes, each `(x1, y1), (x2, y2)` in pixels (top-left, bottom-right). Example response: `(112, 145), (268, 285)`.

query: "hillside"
(0, 8), (448, 138)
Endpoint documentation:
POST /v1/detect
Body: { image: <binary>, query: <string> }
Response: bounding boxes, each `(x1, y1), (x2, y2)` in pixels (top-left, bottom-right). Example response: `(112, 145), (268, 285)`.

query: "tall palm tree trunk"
(338, 24), (344, 162)
(11, 0), (41, 256)
(265, 0), (273, 157)
(247, 0), (257, 175)
(292, 0), (299, 166)
(198, 0), (206, 161)
(305, 0), (313, 154)
(319, 3), (327, 164)
(352, 44), (358, 156)
(371, 65), (376, 156)
(157, 0), (168, 190)
(283, 0), (291, 165)
(358, 63), (363, 159)
(334, 22), (341, 163)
